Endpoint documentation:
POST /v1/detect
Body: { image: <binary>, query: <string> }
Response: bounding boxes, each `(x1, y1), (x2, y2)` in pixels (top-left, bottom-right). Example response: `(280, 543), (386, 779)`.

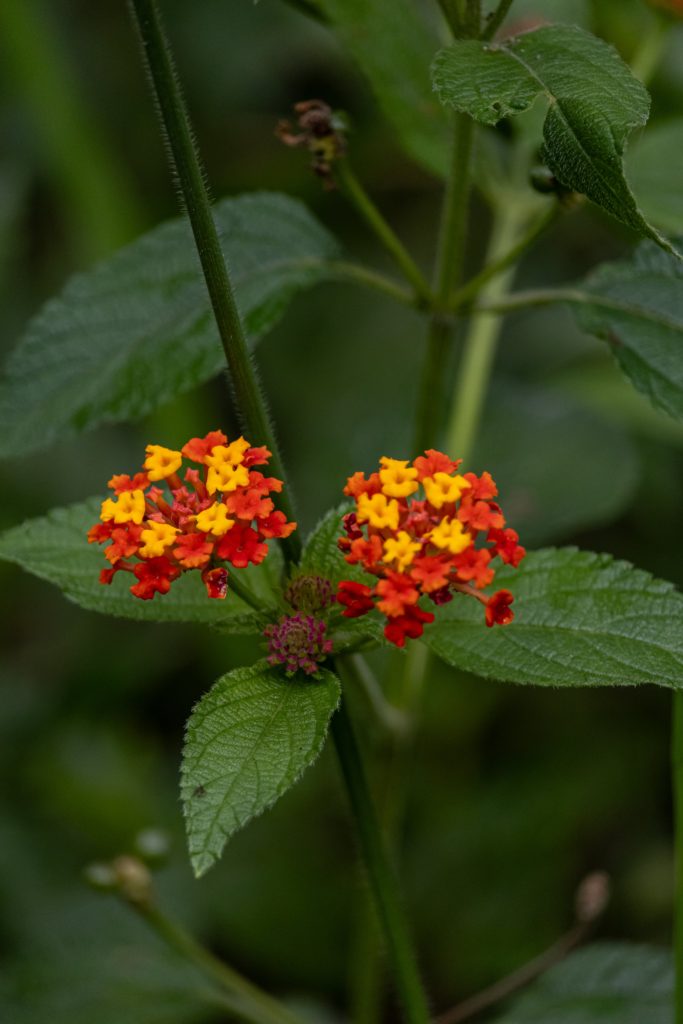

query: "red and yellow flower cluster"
(88, 430), (296, 600)
(337, 450), (525, 647)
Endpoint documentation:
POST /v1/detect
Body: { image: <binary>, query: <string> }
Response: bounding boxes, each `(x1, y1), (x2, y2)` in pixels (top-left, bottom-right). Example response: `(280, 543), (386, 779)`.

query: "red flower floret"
(89, 430), (296, 601)
(335, 449), (525, 646)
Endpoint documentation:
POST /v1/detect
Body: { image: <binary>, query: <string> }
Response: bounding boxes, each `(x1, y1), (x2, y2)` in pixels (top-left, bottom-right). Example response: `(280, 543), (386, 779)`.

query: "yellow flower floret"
(139, 521), (179, 558)
(383, 531), (422, 571)
(100, 489), (146, 525)
(423, 472), (471, 509)
(205, 437), (250, 468)
(195, 502), (235, 536)
(379, 457), (419, 499)
(356, 492), (400, 531)
(144, 444), (183, 481)
(206, 463), (250, 495)
(427, 516), (472, 554)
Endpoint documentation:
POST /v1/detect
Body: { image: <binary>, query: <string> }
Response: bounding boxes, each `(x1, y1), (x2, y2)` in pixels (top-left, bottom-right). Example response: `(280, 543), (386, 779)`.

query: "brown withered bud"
(574, 870), (611, 924)
(276, 99), (347, 189)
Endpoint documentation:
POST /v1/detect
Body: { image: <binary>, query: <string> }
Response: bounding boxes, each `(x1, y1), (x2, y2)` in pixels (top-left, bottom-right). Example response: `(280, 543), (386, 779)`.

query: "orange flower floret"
(336, 449), (525, 645)
(182, 430), (228, 464)
(89, 430), (296, 602)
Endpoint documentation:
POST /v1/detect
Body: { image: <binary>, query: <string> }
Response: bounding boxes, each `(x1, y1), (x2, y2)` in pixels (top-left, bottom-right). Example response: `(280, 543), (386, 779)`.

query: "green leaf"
(0, 498), (278, 629)
(574, 239), (683, 421)
(626, 118), (683, 234)
(432, 25), (676, 252)
(311, 0), (448, 177)
(473, 382), (639, 545)
(424, 547), (683, 688)
(181, 663), (340, 876)
(0, 192), (340, 457)
(299, 503), (360, 586)
(492, 942), (672, 1023)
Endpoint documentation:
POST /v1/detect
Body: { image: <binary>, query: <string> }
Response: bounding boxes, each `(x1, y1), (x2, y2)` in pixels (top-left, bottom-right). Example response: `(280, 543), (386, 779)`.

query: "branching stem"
(335, 160), (433, 307)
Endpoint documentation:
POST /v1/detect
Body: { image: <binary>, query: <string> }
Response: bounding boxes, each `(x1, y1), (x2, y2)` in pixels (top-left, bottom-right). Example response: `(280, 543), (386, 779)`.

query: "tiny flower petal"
(144, 445), (183, 482)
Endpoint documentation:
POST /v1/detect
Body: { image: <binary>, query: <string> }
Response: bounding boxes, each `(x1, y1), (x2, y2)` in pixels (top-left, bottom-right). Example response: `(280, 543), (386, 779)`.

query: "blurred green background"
(1, 0), (682, 1020)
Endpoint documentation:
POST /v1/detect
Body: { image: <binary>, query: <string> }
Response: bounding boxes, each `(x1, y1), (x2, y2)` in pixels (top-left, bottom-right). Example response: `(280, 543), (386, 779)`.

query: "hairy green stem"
(0, 0), (142, 258)
(482, 0), (515, 41)
(330, 688), (431, 1024)
(128, 0), (300, 563)
(446, 202), (529, 461)
(413, 115), (474, 454)
(135, 901), (304, 1024)
(335, 161), (433, 307)
(674, 693), (683, 1024)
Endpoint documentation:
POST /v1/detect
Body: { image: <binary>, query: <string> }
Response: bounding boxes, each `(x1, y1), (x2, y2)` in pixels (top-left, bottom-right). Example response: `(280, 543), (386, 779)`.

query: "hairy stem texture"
(128, 0), (300, 562)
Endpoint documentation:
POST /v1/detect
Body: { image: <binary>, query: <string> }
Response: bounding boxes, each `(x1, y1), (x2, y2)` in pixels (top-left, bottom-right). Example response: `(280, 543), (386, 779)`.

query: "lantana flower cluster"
(88, 430), (296, 600)
(337, 449), (526, 647)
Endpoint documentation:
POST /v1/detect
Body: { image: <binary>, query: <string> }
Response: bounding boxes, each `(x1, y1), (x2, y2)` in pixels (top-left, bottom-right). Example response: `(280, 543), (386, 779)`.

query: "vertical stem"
(128, 0), (300, 562)
(445, 202), (526, 462)
(331, 694), (431, 1024)
(413, 114), (474, 455)
(674, 692), (683, 1024)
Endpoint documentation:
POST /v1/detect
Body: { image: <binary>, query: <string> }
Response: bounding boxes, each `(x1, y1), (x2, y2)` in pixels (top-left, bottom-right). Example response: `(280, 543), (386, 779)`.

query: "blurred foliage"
(1, 0), (682, 1020)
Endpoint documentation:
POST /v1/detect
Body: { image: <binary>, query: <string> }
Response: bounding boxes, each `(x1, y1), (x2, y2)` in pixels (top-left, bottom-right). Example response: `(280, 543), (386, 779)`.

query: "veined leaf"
(574, 238), (683, 421)
(432, 25), (676, 252)
(424, 547), (683, 688)
(0, 192), (340, 457)
(311, 0), (448, 177)
(0, 498), (278, 629)
(181, 663), (340, 876)
(492, 942), (672, 1023)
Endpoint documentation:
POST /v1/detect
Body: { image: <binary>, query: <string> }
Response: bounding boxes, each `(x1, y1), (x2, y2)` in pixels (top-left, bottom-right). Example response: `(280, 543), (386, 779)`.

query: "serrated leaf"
(0, 498), (278, 629)
(181, 663), (340, 876)
(0, 192), (340, 457)
(311, 0), (448, 176)
(424, 547), (683, 688)
(626, 118), (683, 234)
(473, 381), (639, 544)
(492, 942), (672, 1023)
(432, 25), (676, 252)
(573, 239), (683, 421)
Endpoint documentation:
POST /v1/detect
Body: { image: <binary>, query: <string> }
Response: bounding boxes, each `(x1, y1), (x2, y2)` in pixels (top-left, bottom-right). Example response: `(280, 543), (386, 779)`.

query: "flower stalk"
(330, 686), (431, 1024)
(128, 0), (300, 563)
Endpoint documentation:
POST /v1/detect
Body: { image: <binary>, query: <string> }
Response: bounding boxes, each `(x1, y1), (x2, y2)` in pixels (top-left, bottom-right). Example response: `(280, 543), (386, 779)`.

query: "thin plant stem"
(473, 287), (594, 314)
(225, 571), (271, 614)
(449, 204), (559, 313)
(330, 686), (431, 1024)
(482, 0), (515, 41)
(674, 692), (683, 1024)
(466, 0), (482, 37)
(128, 0), (301, 564)
(335, 161), (433, 307)
(413, 114), (474, 454)
(446, 201), (530, 462)
(326, 261), (416, 308)
(435, 922), (586, 1024)
(133, 900), (305, 1024)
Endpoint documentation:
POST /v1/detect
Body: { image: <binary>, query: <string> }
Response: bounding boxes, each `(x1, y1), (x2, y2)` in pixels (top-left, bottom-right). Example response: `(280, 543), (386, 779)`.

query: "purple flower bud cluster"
(264, 613), (333, 677)
(284, 573), (335, 614)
